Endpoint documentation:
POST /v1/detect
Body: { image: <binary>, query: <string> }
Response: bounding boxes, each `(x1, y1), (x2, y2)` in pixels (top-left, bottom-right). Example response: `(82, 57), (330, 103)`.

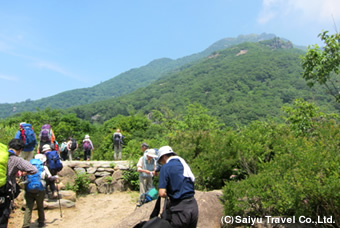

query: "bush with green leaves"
(222, 111), (339, 227)
(66, 172), (91, 195)
(122, 165), (140, 191)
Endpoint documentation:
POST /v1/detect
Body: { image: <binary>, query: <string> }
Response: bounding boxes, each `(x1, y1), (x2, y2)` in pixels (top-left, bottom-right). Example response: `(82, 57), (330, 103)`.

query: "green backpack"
(0, 143), (8, 188)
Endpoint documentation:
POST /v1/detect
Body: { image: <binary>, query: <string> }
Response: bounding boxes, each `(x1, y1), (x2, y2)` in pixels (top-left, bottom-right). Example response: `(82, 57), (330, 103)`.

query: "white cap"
(158, 146), (176, 162)
(145, 149), (157, 158)
(42, 144), (51, 153)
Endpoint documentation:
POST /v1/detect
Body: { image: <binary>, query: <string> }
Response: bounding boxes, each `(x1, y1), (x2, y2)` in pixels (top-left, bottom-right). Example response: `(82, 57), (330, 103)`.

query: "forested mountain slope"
(68, 39), (339, 126)
(0, 33), (279, 119)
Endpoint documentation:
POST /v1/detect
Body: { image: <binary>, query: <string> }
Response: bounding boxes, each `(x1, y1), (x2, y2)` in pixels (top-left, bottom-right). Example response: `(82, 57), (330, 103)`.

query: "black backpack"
(113, 134), (121, 146)
(70, 139), (77, 150)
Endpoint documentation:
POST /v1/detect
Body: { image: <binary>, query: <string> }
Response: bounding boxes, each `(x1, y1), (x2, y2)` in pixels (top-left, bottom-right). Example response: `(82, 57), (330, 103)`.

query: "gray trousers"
(114, 144), (122, 160)
(23, 190), (45, 227)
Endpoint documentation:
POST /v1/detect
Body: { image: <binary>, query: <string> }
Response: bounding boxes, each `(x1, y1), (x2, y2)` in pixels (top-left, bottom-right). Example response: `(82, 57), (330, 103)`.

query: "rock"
(88, 173), (96, 183)
(112, 190), (224, 228)
(87, 167), (97, 174)
(74, 167), (86, 174)
(112, 169), (123, 180)
(97, 183), (114, 194)
(196, 190), (224, 228)
(95, 176), (107, 186)
(112, 179), (127, 192)
(89, 183), (97, 194)
(58, 166), (76, 177)
(58, 190), (76, 202)
(45, 199), (75, 209)
(94, 171), (111, 177)
(97, 168), (114, 172)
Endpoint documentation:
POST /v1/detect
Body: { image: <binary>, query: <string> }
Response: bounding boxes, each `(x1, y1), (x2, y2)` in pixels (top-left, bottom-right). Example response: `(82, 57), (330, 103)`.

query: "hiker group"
(0, 122), (92, 228)
(1, 123), (199, 227)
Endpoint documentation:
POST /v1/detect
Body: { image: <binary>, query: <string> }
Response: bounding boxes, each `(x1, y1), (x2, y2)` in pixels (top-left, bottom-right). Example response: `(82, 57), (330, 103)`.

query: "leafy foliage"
(65, 172), (91, 195)
(301, 31), (340, 103)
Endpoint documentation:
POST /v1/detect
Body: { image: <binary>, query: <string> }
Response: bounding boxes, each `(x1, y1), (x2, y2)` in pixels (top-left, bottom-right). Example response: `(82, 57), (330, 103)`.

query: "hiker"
(140, 142), (149, 154)
(66, 136), (78, 161)
(157, 146), (198, 228)
(40, 144), (61, 199)
(137, 149), (157, 203)
(14, 122), (37, 161)
(112, 129), (124, 160)
(37, 124), (58, 154)
(59, 139), (68, 161)
(82, 135), (94, 161)
(22, 151), (58, 228)
(0, 139), (37, 227)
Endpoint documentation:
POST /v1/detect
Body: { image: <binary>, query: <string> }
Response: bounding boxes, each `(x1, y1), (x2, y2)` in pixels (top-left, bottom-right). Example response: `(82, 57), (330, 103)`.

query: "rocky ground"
(7, 191), (139, 228)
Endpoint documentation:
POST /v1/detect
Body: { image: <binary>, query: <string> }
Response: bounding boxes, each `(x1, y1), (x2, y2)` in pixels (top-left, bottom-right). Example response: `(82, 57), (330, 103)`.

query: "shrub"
(222, 119), (340, 227)
(66, 172), (91, 195)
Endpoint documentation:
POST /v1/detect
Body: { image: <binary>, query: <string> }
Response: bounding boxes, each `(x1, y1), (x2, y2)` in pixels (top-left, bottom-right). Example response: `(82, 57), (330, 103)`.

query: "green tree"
(301, 31), (340, 103)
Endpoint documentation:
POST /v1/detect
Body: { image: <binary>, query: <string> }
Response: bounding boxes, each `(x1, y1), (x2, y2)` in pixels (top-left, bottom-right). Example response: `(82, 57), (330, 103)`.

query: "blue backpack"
(26, 159), (44, 193)
(45, 150), (63, 175)
(20, 123), (37, 149)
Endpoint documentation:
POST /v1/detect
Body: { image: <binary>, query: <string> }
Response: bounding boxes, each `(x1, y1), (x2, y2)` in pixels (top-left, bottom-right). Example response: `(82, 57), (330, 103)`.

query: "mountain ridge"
(0, 33), (284, 119)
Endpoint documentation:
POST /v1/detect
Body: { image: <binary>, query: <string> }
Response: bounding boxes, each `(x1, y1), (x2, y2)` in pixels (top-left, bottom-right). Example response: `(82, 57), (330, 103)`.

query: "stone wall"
(58, 160), (133, 194)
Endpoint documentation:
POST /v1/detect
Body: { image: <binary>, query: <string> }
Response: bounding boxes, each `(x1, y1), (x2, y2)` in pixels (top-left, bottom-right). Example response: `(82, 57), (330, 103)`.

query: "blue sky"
(0, 0), (339, 103)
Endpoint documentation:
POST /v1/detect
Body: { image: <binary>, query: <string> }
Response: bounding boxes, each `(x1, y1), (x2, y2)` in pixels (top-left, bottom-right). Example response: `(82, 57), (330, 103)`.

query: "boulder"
(97, 167), (114, 172)
(89, 183), (97, 194)
(58, 190), (76, 202)
(74, 167), (86, 174)
(94, 171), (111, 177)
(86, 167), (97, 174)
(45, 199), (75, 209)
(112, 169), (123, 180)
(58, 166), (76, 177)
(95, 176), (107, 186)
(112, 190), (224, 228)
(88, 173), (96, 183)
(112, 179), (127, 192)
(97, 183), (114, 194)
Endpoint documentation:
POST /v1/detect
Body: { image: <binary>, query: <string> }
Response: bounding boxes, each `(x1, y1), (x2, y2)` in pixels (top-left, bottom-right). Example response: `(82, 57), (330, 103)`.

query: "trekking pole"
(56, 182), (62, 218)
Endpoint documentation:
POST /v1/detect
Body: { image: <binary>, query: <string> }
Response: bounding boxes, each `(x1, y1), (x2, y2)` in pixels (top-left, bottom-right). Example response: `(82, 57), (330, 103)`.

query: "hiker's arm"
(17, 159), (37, 175)
(158, 188), (167, 198)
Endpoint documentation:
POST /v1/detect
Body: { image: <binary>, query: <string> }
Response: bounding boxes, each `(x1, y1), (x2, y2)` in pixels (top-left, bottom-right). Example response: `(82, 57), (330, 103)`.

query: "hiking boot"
(38, 222), (45, 227)
(52, 192), (58, 199)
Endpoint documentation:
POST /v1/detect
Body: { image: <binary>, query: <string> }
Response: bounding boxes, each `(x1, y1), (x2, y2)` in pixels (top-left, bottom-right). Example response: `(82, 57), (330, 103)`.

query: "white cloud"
(0, 74), (17, 81)
(34, 61), (88, 83)
(258, 0), (340, 24)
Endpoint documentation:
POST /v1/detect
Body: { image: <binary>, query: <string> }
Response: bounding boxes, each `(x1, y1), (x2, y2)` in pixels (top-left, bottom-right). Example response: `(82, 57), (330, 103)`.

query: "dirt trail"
(8, 191), (139, 228)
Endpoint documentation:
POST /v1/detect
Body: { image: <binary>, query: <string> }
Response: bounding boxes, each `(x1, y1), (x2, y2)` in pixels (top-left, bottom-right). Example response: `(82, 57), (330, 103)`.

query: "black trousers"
(169, 197), (199, 228)
(84, 149), (91, 160)
(0, 197), (11, 228)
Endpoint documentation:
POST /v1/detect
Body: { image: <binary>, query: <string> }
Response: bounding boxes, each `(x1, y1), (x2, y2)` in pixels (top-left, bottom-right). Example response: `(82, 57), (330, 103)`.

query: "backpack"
(113, 133), (121, 146)
(45, 150), (63, 175)
(139, 187), (159, 206)
(26, 159), (45, 193)
(83, 141), (92, 150)
(39, 124), (51, 143)
(70, 139), (77, 151)
(20, 123), (37, 148)
(60, 142), (68, 153)
(0, 144), (19, 202)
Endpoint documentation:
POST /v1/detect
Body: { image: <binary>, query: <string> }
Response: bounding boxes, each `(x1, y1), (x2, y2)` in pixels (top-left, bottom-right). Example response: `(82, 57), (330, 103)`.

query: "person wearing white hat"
(157, 146), (198, 227)
(82, 135), (94, 161)
(40, 144), (58, 199)
(136, 149), (157, 203)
